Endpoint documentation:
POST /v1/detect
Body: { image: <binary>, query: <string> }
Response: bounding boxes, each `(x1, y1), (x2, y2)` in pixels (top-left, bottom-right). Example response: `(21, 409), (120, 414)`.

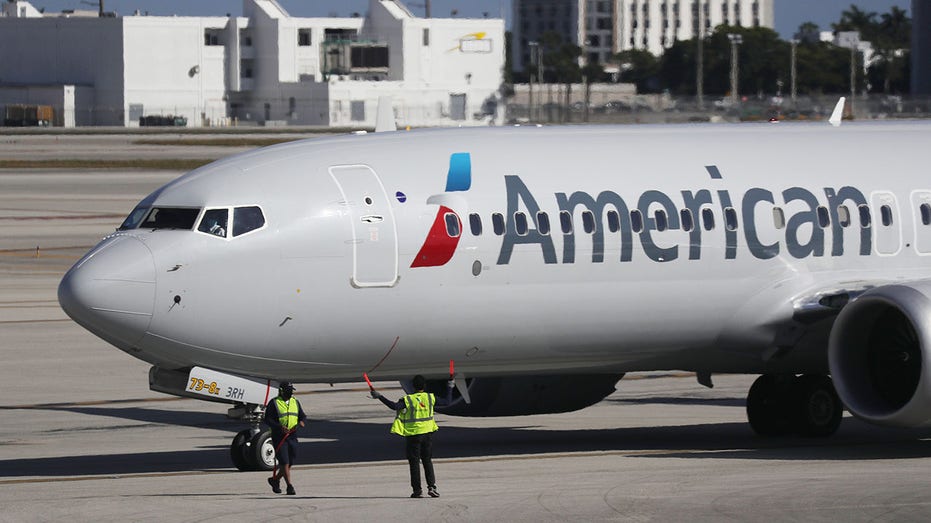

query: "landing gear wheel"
(230, 429), (252, 471)
(746, 374), (794, 436)
(794, 375), (843, 437)
(244, 429), (275, 471)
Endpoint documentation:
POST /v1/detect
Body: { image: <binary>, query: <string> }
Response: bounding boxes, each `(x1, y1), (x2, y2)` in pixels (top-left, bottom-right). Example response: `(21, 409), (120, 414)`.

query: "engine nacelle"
(829, 282), (931, 427)
(406, 374), (624, 417)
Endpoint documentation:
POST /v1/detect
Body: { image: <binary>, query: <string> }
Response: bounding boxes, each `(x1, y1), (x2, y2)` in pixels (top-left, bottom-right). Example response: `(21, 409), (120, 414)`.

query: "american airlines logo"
(412, 153), (879, 268)
(410, 152), (471, 268)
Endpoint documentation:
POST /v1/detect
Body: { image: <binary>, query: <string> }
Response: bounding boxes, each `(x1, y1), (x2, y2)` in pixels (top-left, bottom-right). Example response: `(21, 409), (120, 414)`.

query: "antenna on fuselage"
(829, 97), (845, 127)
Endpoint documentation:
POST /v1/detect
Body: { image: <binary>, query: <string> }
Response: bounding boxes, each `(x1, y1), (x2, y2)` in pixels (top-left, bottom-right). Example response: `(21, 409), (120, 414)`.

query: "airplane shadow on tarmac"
(4, 400), (931, 478)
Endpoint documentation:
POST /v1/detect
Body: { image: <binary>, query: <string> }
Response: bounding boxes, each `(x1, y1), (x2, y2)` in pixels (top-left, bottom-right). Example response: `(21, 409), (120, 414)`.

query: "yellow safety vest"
(390, 392), (438, 436)
(276, 397), (299, 430)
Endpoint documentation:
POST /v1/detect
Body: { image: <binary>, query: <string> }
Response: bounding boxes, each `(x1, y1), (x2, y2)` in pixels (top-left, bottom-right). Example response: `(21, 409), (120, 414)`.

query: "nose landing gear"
(228, 404), (275, 471)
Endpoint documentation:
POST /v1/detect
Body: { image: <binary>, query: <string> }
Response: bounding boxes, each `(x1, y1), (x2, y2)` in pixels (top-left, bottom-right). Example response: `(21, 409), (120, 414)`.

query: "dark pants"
(405, 432), (435, 492)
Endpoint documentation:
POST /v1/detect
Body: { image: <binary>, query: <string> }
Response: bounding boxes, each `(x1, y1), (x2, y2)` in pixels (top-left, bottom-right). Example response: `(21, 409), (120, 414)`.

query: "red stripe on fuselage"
(411, 206), (460, 268)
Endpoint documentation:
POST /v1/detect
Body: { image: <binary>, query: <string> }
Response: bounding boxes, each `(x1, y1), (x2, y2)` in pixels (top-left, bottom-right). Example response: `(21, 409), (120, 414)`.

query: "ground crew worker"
(371, 375), (453, 498)
(264, 381), (306, 495)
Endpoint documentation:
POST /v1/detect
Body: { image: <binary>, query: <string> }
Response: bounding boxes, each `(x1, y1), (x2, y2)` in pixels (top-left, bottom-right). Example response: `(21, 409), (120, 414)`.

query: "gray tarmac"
(3, 136), (931, 522)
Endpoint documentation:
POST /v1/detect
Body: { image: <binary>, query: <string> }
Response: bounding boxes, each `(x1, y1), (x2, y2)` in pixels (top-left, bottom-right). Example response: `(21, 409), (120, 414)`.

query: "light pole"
(528, 41), (538, 122)
(727, 33), (743, 105)
(790, 39), (798, 105)
(696, 2), (704, 109)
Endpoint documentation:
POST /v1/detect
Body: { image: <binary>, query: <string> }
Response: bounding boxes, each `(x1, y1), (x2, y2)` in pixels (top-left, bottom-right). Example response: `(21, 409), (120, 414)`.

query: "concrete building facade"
(512, 0), (774, 72)
(0, 0), (505, 127)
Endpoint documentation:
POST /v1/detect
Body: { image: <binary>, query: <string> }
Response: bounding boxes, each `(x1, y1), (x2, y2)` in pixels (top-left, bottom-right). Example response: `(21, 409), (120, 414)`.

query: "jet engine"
(829, 282), (931, 427)
(413, 373), (624, 416)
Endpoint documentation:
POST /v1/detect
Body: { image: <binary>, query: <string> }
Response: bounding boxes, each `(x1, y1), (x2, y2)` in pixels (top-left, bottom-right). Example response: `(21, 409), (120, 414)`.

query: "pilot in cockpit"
(198, 208), (228, 238)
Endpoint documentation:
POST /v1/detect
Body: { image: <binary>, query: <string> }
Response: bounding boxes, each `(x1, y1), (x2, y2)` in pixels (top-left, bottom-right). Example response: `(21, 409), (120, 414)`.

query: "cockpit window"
(119, 205), (149, 230)
(197, 208), (229, 238)
(233, 206), (266, 237)
(140, 207), (200, 230)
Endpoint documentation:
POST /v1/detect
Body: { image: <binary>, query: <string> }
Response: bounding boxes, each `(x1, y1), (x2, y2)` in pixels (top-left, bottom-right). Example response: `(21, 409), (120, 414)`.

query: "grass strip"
(0, 159), (214, 170)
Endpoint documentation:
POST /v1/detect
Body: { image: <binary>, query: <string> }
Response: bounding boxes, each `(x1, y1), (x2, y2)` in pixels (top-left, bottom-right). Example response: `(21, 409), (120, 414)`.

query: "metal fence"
(506, 94), (931, 125)
(1, 93), (929, 129)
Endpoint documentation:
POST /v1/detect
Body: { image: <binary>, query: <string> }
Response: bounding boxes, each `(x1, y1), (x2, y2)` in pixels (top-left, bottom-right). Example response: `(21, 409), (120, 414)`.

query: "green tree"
(613, 49), (661, 93)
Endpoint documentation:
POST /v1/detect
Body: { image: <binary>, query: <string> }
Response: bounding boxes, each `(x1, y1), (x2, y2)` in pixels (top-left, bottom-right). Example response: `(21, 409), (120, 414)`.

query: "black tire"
(746, 374), (795, 436)
(230, 429), (252, 471)
(794, 375), (843, 437)
(245, 429), (276, 471)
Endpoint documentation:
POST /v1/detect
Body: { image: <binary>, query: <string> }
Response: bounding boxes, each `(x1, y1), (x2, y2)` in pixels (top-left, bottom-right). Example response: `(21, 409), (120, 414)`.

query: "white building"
(0, 0), (505, 127)
(513, 0), (774, 72)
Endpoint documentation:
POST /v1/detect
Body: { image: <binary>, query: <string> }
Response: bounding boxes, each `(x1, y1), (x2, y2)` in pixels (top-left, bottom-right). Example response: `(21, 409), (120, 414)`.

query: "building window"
(350, 100), (365, 121)
(204, 29), (222, 46)
(298, 29), (312, 46)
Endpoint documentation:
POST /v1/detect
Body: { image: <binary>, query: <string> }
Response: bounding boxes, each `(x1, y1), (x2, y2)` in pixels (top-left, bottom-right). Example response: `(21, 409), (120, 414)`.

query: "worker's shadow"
(4, 399), (931, 478)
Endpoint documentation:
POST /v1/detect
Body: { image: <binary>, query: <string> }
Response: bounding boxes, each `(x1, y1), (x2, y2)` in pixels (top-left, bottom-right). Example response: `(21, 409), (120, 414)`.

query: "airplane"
(58, 113), (931, 471)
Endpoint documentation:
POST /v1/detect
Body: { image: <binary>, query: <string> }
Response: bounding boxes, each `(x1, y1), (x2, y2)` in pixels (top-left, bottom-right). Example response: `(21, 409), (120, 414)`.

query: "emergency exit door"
(329, 165), (399, 287)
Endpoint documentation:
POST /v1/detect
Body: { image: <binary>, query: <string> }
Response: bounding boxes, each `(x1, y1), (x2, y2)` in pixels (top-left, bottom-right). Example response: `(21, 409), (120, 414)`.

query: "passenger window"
(233, 206), (265, 237)
(701, 208), (715, 231)
(582, 211), (595, 233)
(444, 212), (460, 237)
(654, 210), (668, 232)
(537, 212), (551, 235)
(607, 210), (620, 232)
(492, 213), (505, 235)
(772, 207), (785, 229)
(837, 205), (851, 227)
(143, 207), (200, 230)
(560, 211), (573, 234)
(198, 208), (229, 237)
(921, 204), (931, 226)
(680, 209), (693, 232)
(880, 205), (893, 226)
(515, 212), (529, 236)
(469, 213), (482, 235)
(724, 207), (738, 231)
(817, 206), (830, 228)
(859, 205), (872, 228)
(630, 210), (643, 233)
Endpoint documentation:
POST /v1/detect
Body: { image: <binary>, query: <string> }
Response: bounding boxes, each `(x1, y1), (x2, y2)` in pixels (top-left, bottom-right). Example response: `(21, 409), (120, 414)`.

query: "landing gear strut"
(228, 404), (275, 471)
(746, 374), (843, 437)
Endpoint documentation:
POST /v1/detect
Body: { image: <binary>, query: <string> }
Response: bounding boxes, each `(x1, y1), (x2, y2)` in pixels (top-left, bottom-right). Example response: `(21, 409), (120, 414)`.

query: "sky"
(26, 0), (912, 40)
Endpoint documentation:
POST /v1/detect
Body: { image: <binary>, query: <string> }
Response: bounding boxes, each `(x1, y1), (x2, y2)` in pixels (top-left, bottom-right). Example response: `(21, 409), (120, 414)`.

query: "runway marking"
(0, 319), (72, 325)
(0, 214), (123, 221)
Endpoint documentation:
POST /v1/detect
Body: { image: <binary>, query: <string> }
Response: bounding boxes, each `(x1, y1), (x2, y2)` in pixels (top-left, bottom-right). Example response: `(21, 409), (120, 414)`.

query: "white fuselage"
(59, 122), (931, 383)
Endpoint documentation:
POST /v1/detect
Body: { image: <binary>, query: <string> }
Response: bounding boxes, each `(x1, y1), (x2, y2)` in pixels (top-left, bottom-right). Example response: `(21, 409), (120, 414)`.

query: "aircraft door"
(871, 191), (901, 256)
(329, 165), (399, 287)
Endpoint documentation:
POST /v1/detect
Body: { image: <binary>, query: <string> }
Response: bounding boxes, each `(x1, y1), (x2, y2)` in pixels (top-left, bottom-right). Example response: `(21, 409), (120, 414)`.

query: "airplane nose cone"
(59, 235), (156, 348)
